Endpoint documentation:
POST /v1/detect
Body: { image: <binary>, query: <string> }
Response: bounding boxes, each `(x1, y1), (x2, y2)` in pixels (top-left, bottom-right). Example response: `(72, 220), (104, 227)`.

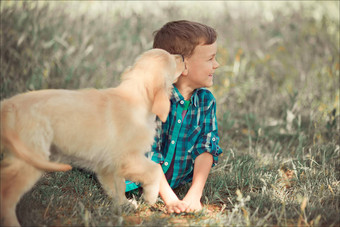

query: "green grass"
(1, 1), (339, 226)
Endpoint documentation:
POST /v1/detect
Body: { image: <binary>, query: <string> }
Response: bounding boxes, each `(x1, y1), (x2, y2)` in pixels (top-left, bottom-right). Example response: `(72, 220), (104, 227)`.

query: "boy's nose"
(213, 59), (220, 69)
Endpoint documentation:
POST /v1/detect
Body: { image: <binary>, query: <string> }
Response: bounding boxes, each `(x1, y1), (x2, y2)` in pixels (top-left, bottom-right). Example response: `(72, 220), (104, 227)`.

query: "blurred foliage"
(1, 0), (338, 149)
(1, 0), (339, 148)
(1, 1), (157, 94)
(211, 1), (339, 152)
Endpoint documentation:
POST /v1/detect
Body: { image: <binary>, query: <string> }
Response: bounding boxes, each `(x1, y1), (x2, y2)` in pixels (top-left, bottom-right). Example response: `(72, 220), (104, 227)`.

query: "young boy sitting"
(126, 20), (222, 213)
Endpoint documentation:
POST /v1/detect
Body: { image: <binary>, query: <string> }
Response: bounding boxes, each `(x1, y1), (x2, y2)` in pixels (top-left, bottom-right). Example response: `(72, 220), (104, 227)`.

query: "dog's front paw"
(142, 183), (159, 205)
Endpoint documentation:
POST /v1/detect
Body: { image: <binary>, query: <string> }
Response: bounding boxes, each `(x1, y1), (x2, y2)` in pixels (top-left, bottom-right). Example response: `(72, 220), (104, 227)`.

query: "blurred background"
(1, 0), (339, 151)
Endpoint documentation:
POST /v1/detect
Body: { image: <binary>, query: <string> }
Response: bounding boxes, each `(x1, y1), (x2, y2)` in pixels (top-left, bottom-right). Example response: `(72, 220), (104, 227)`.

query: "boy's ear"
(174, 55), (186, 78)
(151, 88), (170, 122)
(181, 59), (189, 76)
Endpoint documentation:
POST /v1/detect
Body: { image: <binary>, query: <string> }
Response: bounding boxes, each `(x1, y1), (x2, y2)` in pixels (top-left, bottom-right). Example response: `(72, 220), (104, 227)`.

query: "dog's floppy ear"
(152, 88), (170, 122)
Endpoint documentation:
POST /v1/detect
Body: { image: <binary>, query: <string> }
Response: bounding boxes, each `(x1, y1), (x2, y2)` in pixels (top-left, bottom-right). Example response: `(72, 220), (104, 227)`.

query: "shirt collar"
(171, 85), (199, 107)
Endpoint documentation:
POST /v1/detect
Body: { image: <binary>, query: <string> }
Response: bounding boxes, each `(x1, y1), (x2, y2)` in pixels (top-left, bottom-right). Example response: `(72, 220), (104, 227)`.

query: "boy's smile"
(175, 41), (219, 99)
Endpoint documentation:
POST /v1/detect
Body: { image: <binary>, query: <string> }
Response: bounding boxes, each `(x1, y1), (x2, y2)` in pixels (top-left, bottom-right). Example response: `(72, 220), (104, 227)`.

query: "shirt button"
(212, 137), (216, 142)
(180, 100), (184, 104)
(171, 140), (175, 144)
(177, 119), (181, 124)
(164, 162), (169, 166)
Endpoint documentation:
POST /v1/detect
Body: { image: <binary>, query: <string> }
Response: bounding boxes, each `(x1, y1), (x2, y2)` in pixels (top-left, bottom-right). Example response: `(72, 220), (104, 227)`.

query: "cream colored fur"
(0, 49), (185, 226)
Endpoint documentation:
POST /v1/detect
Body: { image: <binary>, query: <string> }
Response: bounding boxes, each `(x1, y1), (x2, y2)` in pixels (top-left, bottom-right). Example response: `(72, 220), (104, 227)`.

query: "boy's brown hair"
(153, 20), (217, 58)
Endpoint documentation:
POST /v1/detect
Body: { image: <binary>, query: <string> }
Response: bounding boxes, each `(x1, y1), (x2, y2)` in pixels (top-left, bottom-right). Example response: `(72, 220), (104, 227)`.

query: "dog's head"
(127, 49), (185, 122)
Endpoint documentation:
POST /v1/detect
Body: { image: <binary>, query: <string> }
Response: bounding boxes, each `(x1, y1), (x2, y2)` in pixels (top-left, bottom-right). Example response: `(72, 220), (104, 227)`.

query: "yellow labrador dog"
(0, 49), (185, 226)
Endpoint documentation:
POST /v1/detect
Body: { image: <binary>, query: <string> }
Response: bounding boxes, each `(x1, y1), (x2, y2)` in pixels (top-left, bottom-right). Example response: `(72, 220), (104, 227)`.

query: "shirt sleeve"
(192, 98), (222, 166)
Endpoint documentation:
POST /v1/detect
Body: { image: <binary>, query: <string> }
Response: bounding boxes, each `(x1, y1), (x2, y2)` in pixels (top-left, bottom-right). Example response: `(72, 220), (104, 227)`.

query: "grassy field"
(1, 1), (339, 226)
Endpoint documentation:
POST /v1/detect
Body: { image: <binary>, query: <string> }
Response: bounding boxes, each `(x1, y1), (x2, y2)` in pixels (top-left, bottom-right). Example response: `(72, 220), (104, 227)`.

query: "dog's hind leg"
(0, 157), (43, 226)
(96, 170), (128, 205)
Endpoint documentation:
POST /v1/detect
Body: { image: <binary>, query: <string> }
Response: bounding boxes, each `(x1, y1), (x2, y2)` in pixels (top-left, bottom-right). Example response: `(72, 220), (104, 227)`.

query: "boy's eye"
(208, 55), (216, 61)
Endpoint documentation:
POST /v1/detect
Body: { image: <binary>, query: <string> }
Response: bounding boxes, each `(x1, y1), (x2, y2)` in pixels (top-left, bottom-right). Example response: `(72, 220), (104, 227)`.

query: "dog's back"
(1, 94), (73, 172)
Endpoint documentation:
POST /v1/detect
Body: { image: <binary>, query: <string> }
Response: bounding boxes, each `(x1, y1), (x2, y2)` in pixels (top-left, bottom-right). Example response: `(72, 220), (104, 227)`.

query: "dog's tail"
(1, 130), (72, 172)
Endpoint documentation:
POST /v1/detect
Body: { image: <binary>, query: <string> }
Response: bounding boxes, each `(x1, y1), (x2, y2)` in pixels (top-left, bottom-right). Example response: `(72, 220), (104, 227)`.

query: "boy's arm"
(158, 164), (188, 213)
(183, 93), (221, 212)
(183, 152), (213, 212)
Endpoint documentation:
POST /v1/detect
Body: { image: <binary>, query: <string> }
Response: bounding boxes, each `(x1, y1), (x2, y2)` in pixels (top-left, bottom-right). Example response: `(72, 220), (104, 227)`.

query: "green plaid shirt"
(126, 85), (222, 191)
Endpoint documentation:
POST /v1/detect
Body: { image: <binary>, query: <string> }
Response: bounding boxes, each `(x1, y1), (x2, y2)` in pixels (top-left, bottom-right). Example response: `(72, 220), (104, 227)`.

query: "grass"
(1, 1), (340, 226)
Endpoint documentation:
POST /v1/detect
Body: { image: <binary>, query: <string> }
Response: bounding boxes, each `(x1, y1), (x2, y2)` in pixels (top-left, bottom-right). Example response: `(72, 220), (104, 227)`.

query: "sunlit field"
(1, 1), (339, 226)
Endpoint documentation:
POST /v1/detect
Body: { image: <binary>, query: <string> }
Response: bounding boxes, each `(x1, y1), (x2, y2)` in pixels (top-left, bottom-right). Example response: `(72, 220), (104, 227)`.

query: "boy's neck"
(174, 82), (195, 101)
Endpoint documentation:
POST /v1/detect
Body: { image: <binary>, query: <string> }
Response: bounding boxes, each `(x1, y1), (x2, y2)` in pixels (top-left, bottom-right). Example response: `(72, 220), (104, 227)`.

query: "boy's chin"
(205, 82), (214, 88)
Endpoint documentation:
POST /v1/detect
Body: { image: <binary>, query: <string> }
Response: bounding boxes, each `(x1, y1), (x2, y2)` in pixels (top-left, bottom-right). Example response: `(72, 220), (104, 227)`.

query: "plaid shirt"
(126, 85), (222, 191)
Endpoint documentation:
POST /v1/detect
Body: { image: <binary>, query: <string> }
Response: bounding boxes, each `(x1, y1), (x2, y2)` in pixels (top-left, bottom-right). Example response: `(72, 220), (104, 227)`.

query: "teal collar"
(172, 85), (199, 107)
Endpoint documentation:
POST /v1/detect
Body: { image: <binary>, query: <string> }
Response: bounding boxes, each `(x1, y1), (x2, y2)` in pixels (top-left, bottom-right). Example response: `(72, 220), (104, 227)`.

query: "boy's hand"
(158, 165), (189, 214)
(181, 152), (213, 212)
(183, 193), (203, 212)
(166, 200), (188, 213)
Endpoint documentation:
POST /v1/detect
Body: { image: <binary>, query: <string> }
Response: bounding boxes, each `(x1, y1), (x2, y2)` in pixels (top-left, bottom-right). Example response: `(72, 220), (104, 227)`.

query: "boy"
(126, 20), (222, 213)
